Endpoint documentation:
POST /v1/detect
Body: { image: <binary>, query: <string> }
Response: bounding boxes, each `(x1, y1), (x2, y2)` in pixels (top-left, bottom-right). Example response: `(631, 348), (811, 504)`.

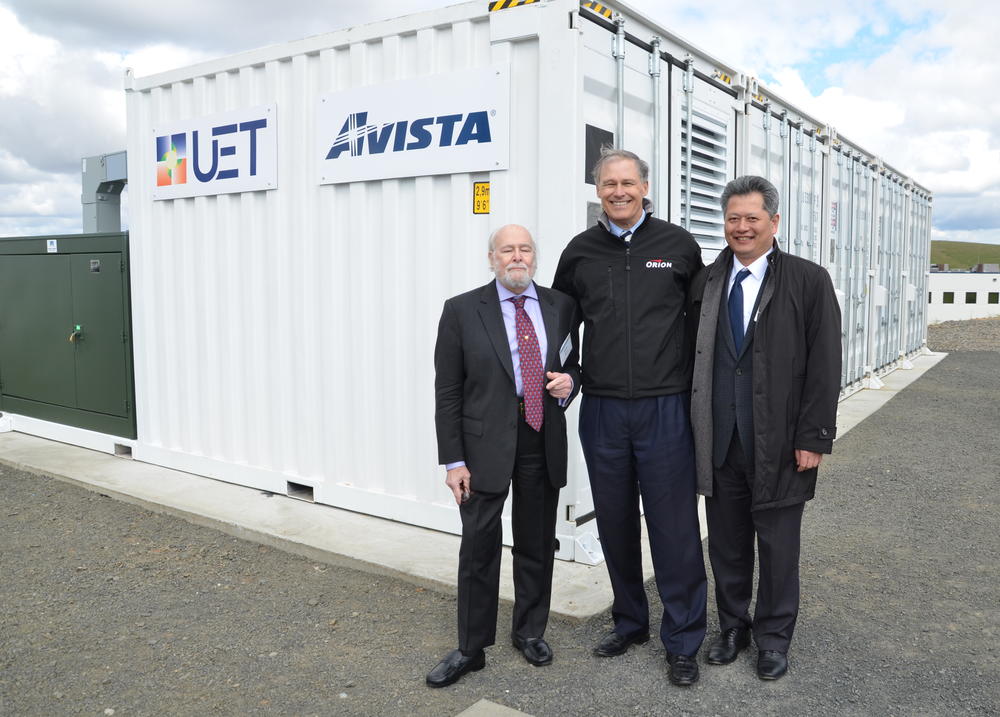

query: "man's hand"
(795, 449), (823, 472)
(545, 371), (572, 400)
(445, 466), (472, 505)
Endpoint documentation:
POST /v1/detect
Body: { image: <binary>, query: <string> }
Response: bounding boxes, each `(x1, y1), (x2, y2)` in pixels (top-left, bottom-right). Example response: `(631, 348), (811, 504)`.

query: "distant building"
(928, 271), (1000, 323)
(972, 263), (1000, 273)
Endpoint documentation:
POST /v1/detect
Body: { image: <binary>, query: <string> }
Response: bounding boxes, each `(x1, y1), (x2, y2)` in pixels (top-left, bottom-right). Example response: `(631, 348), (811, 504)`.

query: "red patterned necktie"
(510, 295), (544, 431)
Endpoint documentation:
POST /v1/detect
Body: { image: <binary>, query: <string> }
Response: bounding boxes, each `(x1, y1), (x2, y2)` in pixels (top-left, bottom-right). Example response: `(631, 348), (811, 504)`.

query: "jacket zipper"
(624, 235), (633, 397)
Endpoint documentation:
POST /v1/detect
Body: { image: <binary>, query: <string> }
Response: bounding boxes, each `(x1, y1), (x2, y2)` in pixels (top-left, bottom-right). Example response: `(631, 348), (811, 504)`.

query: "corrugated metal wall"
(126, 4), (511, 535)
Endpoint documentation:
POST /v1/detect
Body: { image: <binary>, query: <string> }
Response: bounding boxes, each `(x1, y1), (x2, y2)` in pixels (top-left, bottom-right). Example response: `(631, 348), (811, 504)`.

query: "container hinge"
(121, 330), (128, 343)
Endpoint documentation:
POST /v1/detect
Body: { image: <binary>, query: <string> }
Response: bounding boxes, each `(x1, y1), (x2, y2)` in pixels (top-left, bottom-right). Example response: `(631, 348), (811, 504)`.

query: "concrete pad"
(455, 699), (532, 717)
(0, 352), (943, 621)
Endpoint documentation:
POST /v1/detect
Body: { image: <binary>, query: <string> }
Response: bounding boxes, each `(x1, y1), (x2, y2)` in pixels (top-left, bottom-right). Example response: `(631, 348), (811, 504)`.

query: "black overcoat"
(689, 243), (842, 511)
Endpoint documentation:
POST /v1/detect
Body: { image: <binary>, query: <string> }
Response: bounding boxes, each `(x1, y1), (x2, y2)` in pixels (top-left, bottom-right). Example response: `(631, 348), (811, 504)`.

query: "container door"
(828, 148), (855, 387)
(746, 107), (788, 211)
(71, 253), (129, 417)
(0, 255), (76, 405)
(787, 127), (823, 263)
(854, 161), (875, 384)
(875, 177), (904, 369)
(905, 193), (931, 352)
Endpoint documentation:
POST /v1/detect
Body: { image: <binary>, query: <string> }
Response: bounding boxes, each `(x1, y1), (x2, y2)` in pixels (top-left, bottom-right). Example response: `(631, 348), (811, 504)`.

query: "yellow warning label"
(473, 182), (491, 214)
(488, 0), (538, 12)
(581, 2), (613, 19)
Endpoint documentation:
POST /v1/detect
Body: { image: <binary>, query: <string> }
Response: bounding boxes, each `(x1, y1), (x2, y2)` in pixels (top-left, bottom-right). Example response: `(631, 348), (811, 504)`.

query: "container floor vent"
(286, 482), (314, 502)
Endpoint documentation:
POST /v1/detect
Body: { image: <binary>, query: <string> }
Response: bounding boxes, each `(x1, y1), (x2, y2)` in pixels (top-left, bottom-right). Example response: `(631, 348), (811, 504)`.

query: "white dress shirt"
(727, 248), (773, 335)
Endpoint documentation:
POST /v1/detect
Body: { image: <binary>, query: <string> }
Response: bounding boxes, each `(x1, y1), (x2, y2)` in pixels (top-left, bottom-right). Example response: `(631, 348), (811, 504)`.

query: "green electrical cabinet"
(0, 232), (136, 438)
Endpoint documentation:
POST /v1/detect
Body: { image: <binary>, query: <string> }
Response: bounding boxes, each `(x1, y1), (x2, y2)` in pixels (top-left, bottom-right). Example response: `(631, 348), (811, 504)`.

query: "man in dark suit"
(426, 224), (580, 688)
(690, 175), (842, 680)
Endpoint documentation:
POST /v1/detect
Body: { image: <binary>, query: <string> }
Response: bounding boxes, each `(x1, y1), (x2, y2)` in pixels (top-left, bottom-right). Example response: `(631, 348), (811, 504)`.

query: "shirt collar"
(730, 246), (773, 282)
(495, 279), (538, 303)
(609, 211), (647, 238)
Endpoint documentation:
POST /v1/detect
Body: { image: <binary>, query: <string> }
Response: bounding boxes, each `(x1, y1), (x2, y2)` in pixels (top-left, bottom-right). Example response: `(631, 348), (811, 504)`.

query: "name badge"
(558, 333), (572, 365)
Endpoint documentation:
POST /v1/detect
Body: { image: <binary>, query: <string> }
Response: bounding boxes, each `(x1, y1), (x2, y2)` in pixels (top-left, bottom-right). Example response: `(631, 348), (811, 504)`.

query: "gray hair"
(488, 224), (537, 255)
(720, 175), (780, 217)
(591, 147), (649, 185)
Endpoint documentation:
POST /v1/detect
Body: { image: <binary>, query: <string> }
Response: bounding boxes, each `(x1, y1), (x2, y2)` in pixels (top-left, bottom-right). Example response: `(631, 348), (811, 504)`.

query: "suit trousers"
(456, 415), (559, 653)
(579, 393), (707, 657)
(706, 431), (804, 652)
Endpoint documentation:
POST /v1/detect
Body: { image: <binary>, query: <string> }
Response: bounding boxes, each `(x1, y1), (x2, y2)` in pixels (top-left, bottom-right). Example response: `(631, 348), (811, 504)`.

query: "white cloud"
(112, 44), (212, 80)
(0, 6), (57, 94)
(0, 176), (76, 215)
(630, 0), (887, 77)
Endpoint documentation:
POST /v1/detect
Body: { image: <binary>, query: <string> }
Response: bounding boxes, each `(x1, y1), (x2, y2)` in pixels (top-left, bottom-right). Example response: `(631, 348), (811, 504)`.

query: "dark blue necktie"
(728, 268), (751, 350)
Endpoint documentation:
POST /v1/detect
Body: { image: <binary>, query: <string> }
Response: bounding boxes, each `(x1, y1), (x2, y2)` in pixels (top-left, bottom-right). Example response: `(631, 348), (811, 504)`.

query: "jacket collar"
(596, 197), (656, 234)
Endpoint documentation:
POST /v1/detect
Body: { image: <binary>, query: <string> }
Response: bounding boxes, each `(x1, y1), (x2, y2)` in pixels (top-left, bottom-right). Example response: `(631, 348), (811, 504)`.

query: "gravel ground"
(928, 316), (1000, 351)
(2, 320), (998, 716)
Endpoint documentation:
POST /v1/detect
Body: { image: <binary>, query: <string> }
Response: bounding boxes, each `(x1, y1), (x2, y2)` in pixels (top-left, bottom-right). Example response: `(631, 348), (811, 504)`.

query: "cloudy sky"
(1, 0), (997, 244)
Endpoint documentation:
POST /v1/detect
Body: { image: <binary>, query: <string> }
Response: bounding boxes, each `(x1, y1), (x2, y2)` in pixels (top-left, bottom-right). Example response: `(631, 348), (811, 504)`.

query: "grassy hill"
(930, 241), (1000, 269)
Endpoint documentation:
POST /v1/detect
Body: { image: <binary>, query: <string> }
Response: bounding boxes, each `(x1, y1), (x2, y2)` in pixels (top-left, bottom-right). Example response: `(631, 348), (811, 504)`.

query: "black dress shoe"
(756, 650), (788, 680)
(593, 629), (650, 657)
(426, 648), (486, 688)
(666, 653), (700, 686)
(511, 635), (554, 666)
(706, 627), (751, 665)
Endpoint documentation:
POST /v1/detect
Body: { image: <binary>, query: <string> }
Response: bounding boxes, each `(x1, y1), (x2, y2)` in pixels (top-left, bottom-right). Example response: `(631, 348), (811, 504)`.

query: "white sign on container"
(316, 66), (509, 184)
(152, 104), (277, 200)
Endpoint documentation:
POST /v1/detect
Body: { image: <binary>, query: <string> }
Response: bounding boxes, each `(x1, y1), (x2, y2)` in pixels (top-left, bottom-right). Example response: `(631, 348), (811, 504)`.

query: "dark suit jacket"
(434, 281), (581, 493)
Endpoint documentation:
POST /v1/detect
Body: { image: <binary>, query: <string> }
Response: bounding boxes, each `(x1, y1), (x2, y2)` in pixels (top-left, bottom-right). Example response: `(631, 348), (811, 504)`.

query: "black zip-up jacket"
(553, 207), (704, 398)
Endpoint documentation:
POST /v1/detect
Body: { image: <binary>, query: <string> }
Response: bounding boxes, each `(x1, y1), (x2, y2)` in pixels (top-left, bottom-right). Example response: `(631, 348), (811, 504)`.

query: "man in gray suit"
(427, 224), (580, 688)
(690, 176), (842, 680)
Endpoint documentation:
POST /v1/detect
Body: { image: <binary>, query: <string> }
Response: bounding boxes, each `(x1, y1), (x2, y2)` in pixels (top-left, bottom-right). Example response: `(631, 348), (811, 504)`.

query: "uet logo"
(645, 259), (673, 269)
(156, 134), (187, 186)
(153, 104), (276, 201)
(325, 110), (492, 159)
(157, 119), (268, 186)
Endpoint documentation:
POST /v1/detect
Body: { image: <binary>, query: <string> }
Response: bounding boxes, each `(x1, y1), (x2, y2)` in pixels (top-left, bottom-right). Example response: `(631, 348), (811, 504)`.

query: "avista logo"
(326, 110), (492, 159)
(645, 259), (673, 269)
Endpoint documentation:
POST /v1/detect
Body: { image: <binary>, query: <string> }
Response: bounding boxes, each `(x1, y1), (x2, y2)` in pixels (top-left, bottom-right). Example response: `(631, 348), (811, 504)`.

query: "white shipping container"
(122, 0), (932, 561)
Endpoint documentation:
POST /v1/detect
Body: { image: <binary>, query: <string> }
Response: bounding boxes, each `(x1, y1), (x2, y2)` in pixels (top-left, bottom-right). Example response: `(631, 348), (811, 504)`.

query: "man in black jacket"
(553, 148), (706, 687)
(690, 175), (842, 681)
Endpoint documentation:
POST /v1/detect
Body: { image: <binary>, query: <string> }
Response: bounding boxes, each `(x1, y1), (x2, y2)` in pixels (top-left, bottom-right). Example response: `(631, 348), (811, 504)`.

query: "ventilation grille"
(680, 106), (729, 251)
